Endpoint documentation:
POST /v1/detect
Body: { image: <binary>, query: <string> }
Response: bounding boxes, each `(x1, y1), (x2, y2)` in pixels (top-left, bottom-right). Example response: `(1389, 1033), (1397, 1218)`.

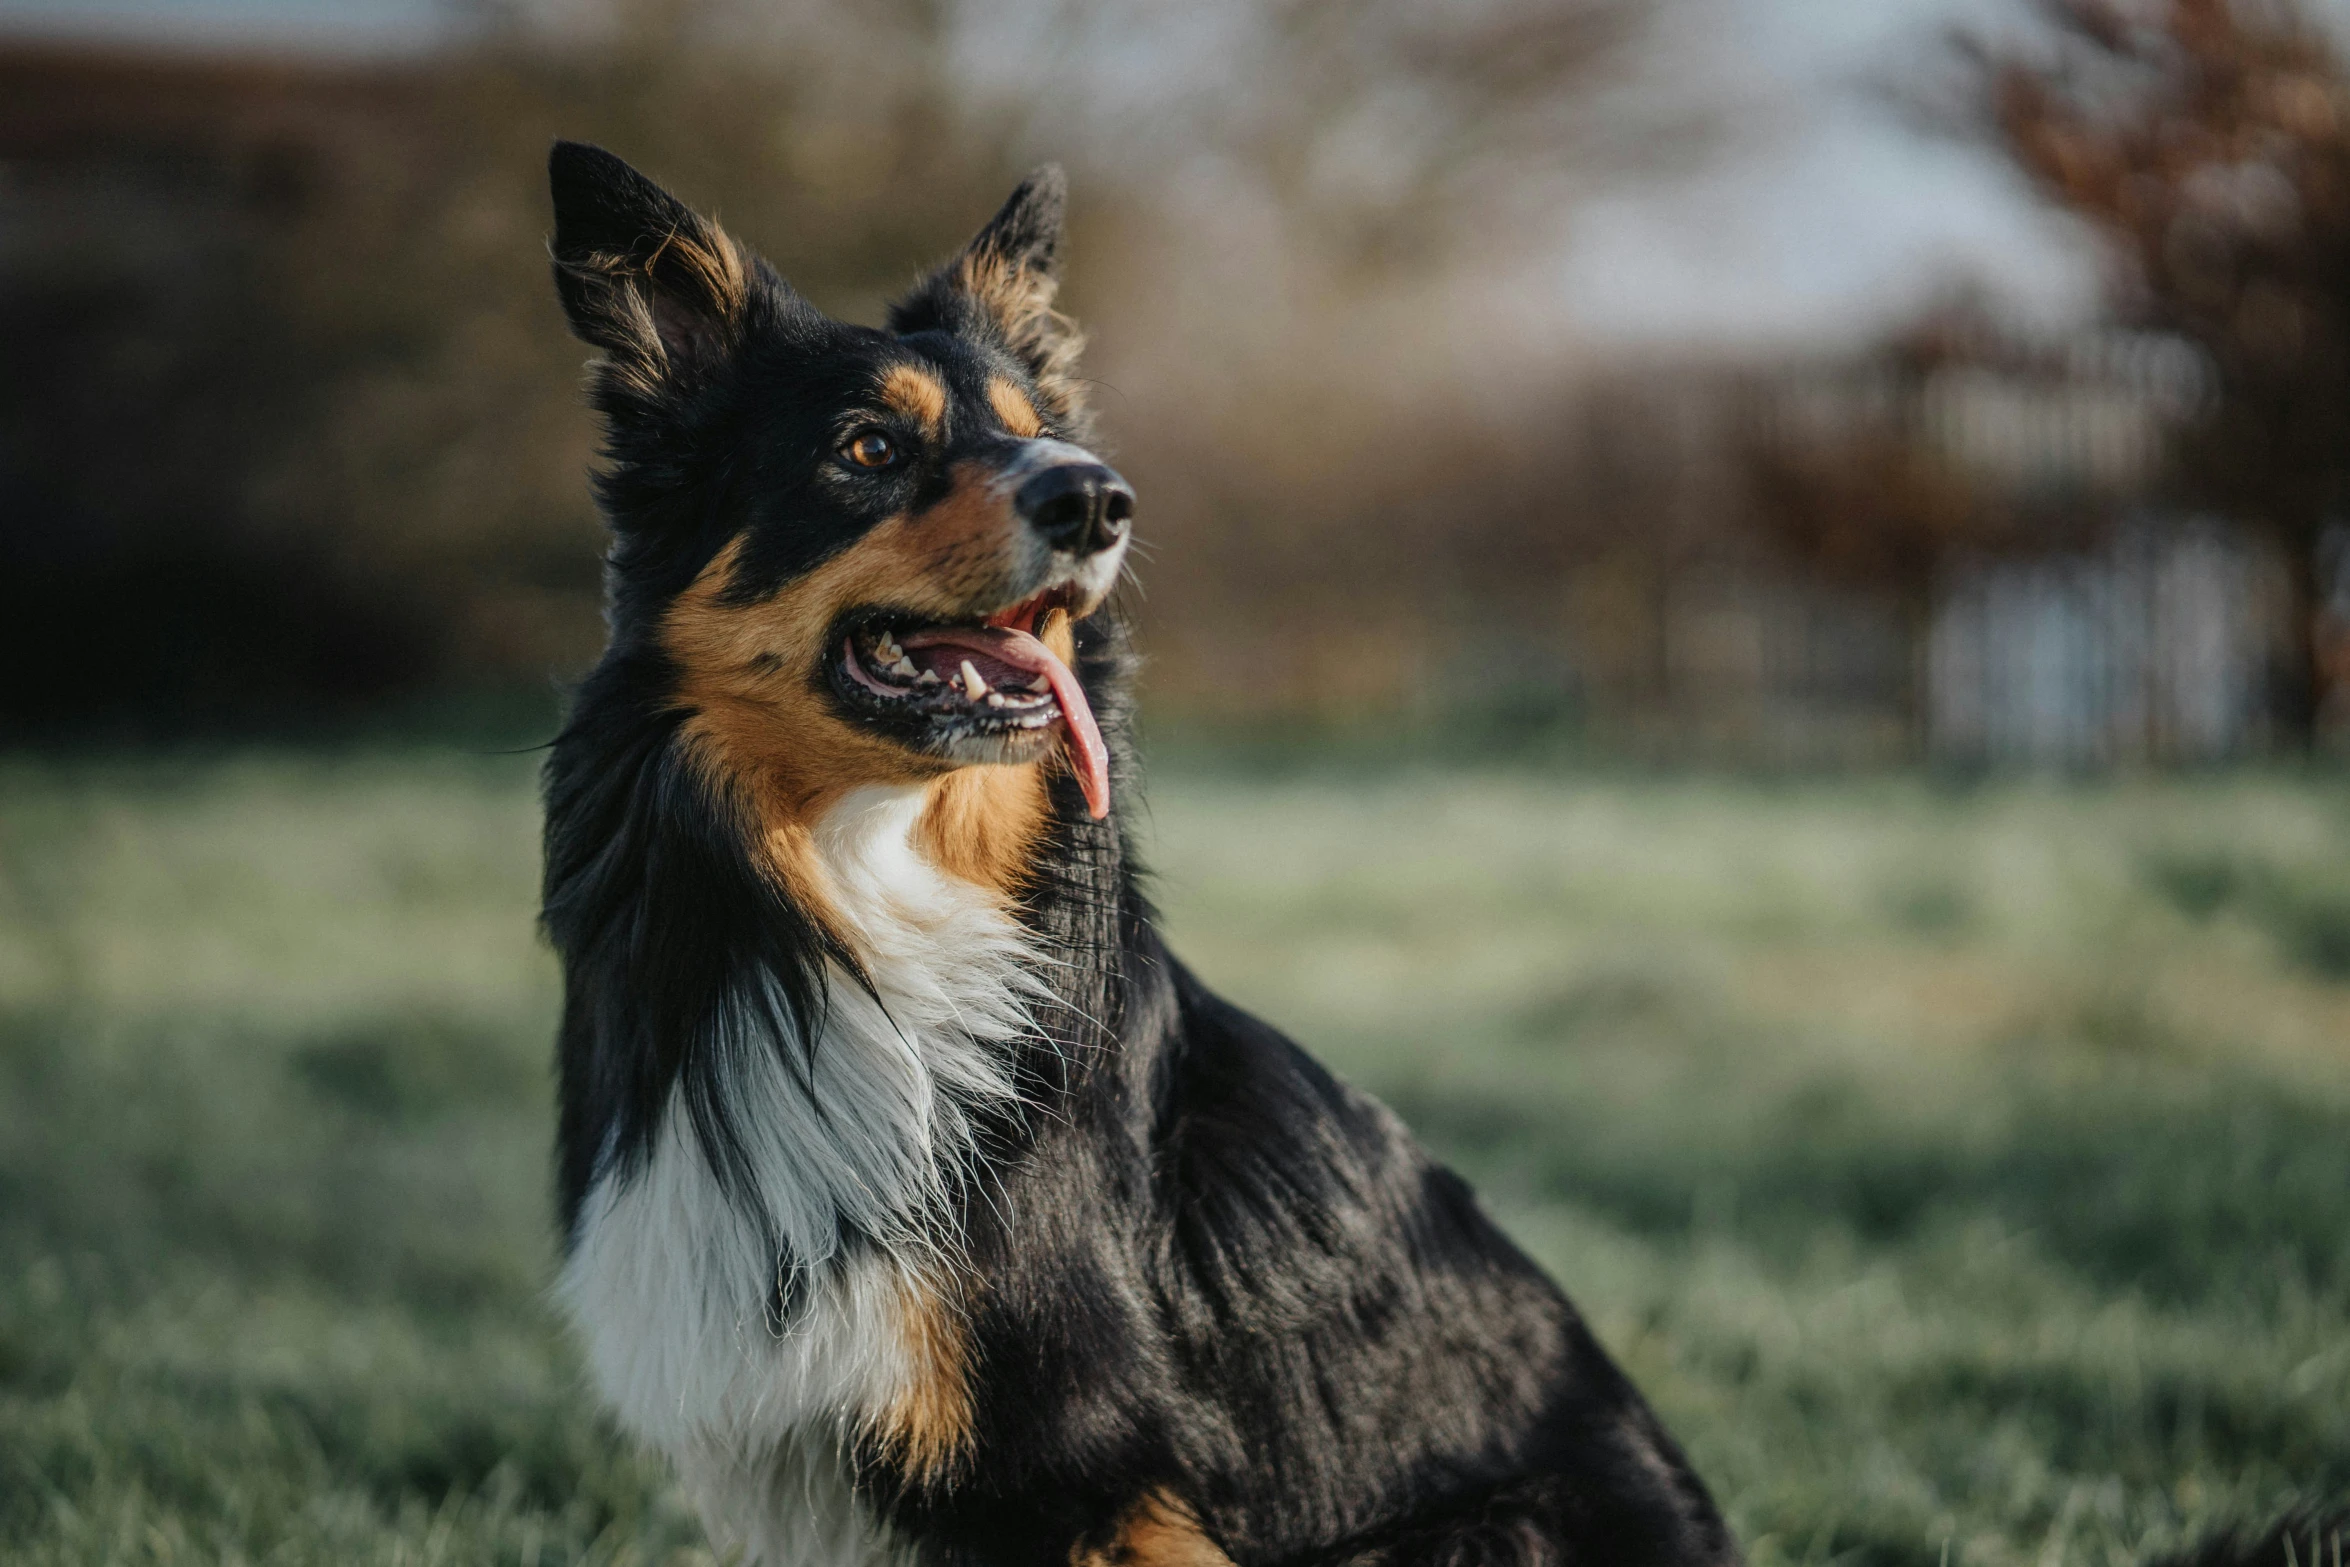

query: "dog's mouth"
(833, 585), (1110, 819)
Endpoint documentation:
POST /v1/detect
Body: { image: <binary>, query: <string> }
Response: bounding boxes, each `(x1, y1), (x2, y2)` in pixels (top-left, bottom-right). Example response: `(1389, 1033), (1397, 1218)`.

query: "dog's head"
(549, 142), (1127, 826)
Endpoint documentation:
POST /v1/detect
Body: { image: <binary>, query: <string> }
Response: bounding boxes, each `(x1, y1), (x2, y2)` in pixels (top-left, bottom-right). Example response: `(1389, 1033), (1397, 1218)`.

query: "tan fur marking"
(1074, 1493), (1234, 1567)
(958, 251), (1053, 337)
(907, 463), (1031, 608)
(987, 376), (1045, 438)
(1038, 605), (1077, 669)
(876, 1272), (976, 1486)
(560, 208), (752, 403)
(645, 222), (748, 318)
(956, 250), (1086, 411)
(918, 764), (1050, 896)
(662, 475), (1054, 928)
(670, 537), (930, 938)
(882, 364), (950, 431)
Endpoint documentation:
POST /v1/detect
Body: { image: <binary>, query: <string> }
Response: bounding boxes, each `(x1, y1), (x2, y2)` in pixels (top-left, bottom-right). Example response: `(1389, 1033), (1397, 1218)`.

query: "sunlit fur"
(534, 126), (2350, 1567)
(558, 785), (1027, 1565)
(540, 141), (1746, 1567)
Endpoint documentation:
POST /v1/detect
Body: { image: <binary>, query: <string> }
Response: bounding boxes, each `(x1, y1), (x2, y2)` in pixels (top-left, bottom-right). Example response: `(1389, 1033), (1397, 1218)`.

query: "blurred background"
(1, 1), (2347, 1564)
(16, 0), (2350, 763)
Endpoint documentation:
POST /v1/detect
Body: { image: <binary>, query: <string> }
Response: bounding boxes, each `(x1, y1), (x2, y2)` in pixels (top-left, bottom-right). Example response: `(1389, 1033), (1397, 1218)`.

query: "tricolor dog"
(538, 138), (1748, 1567)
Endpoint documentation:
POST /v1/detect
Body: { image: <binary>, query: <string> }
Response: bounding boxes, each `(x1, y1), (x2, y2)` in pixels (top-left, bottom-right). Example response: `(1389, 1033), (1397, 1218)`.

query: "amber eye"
(841, 429), (898, 470)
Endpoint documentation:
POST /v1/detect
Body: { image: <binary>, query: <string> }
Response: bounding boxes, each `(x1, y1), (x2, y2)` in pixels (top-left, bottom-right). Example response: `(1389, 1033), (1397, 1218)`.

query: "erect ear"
(889, 166), (1087, 427)
(548, 140), (753, 381)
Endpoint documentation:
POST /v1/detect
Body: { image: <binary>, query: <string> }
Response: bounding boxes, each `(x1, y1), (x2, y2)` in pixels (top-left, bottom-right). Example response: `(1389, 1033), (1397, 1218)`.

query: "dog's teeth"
(889, 656), (918, 678)
(960, 660), (989, 700)
(987, 692), (1005, 707)
(1027, 673), (1051, 693)
(915, 668), (941, 685)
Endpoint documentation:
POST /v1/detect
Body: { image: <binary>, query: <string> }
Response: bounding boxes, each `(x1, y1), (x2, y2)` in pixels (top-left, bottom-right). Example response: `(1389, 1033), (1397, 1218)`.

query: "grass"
(1, 751), (2346, 1565)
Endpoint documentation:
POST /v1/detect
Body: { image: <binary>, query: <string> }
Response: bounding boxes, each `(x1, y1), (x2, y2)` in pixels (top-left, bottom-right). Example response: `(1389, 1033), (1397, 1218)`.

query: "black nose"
(1014, 462), (1134, 557)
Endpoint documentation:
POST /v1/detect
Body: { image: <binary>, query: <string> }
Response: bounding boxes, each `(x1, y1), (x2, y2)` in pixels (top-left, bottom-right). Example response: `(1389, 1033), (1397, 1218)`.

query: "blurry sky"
(1559, 0), (2100, 350)
(9, 0), (2349, 354)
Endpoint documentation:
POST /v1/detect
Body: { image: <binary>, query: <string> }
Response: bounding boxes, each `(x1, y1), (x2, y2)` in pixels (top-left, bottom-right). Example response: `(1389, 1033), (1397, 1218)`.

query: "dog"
(537, 138), (2350, 1567)
(536, 137), (1739, 1567)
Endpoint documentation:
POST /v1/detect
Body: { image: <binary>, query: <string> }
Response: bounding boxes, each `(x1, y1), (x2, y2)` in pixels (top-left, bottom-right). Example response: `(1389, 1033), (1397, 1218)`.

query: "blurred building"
(1929, 520), (2283, 766)
(1386, 325), (2297, 768)
(1750, 327), (2295, 766)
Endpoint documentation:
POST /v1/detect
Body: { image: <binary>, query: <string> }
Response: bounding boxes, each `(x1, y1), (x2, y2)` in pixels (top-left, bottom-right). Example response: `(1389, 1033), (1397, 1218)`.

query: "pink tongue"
(900, 626), (1110, 819)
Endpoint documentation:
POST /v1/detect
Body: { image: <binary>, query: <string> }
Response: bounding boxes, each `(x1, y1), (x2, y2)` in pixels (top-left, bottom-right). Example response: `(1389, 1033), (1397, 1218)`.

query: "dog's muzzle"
(1016, 461), (1134, 559)
(1001, 439), (1134, 561)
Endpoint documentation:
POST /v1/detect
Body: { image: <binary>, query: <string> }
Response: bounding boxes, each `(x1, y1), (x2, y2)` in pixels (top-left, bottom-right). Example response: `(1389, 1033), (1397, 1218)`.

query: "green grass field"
(2, 752), (2346, 1566)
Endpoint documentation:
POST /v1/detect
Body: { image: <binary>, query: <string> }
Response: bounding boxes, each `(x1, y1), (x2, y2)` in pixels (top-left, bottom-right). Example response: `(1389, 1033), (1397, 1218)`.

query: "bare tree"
(1197, 0), (1655, 270)
(0, 0), (1684, 733)
(1985, 0), (2350, 743)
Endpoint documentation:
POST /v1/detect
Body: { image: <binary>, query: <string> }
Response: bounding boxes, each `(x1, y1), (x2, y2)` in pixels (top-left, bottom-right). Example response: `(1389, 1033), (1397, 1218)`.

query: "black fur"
(540, 649), (853, 1255)
(538, 139), (1725, 1567)
(538, 136), (2350, 1567)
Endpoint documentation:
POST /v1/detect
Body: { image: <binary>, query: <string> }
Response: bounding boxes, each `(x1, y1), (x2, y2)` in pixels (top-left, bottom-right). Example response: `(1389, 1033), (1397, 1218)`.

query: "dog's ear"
(890, 166), (1087, 429)
(548, 141), (753, 382)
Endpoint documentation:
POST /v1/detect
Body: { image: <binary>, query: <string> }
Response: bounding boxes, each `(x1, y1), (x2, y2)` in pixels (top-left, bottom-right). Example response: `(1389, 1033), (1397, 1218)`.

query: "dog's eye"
(841, 429), (898, 470)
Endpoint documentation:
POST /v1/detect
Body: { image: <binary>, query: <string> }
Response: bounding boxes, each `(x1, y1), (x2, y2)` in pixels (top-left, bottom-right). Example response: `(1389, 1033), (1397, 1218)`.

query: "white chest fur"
(557, 784), (1039, 1565)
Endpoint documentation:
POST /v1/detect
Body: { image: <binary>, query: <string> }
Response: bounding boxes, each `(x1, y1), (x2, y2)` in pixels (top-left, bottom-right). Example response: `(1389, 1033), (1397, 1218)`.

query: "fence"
(1928, 519), (2285, 766)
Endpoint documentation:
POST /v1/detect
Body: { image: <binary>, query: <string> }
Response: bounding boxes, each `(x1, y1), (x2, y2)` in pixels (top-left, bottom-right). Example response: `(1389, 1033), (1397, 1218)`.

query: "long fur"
(558, 780), (1039, 1565)
(536, 142), (2340, 1567)
(540, 141), (1741, 1564)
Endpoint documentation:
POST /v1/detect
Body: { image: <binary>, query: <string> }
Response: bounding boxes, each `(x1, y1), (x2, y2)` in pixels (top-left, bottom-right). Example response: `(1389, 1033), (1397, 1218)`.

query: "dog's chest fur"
(557, 784), (1038, 1565)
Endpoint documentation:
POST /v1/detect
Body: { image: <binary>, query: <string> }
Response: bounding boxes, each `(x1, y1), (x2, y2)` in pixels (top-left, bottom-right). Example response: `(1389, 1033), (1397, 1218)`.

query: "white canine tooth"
(959, 660), (989, 700)
(1027, 673), (1051, 692)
